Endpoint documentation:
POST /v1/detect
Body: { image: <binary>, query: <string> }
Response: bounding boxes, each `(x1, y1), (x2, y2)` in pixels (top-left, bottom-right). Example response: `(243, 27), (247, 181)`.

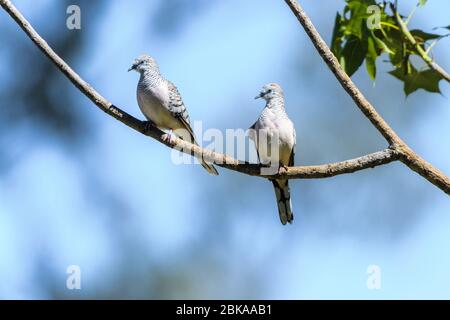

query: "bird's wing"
(166, 81), (218, 175)
(289, 127), (296, 167)
(249, 121), (261, 163)
(167, 81), (196, 143)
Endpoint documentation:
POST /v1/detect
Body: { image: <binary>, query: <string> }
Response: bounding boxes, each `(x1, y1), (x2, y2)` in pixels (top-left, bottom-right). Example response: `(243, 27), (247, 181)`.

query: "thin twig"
(392, 5), (450, 83)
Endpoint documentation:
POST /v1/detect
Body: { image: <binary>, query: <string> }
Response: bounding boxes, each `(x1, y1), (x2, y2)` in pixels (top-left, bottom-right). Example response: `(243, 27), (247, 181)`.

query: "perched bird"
(129, 54), (218, 175)
(249, 83), (296, 225)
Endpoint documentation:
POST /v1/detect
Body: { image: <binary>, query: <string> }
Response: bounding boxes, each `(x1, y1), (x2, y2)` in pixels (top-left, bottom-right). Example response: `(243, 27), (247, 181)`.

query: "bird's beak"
(255, 92), (263, 100)
(128, 65), (136, 72)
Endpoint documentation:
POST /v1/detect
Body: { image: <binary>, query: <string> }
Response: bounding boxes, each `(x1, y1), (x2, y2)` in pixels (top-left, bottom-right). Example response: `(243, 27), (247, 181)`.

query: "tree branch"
(283, 0), (450, 195)
(1, 0), (448, 194)
(277, 148), (400, 179)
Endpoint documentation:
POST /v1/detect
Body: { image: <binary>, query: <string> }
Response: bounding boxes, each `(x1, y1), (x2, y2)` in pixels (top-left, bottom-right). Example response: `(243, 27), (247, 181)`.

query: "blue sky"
(0, 0), (449, 299)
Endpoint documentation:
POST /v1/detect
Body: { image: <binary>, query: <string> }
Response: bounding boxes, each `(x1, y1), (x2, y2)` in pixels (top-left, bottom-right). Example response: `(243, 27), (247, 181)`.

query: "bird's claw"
(162, 132), (174, 144)
(278, 165), (288, 175)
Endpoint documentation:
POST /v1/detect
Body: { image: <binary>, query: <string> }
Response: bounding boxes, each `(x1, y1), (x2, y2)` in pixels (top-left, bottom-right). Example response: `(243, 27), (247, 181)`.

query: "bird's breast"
(251, 113), (295, 166)
(137, 86), (181, 130)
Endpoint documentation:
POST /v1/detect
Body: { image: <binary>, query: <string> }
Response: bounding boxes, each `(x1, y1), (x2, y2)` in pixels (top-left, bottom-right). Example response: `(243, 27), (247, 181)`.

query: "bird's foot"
(278, 165), (289, 175)
(162, 132), (175, 144)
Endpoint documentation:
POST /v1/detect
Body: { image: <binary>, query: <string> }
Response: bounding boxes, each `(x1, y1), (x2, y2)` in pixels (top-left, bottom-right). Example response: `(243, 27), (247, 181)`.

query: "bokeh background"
(0, 0), (449, 299)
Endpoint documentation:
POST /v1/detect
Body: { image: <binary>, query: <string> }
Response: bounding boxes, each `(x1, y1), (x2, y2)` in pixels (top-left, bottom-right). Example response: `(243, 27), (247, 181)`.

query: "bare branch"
(283, 0), (450, 195)
(276, 148), (400, 179)
(162, 138), (400, 179)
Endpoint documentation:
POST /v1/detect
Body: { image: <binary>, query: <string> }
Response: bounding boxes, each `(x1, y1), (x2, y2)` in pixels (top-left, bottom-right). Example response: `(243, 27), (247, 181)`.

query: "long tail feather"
(271, 179), (294, 225)
(200, 160), (219, 176)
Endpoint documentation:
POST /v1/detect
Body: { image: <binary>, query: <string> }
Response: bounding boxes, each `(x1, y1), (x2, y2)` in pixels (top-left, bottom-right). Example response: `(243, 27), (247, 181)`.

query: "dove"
(249, 83), (296, 225)
(129, 54), (218, 175)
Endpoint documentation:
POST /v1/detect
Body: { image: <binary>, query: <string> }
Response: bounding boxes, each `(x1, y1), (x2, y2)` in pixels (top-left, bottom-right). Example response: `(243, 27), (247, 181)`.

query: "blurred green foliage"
(331, 0), (449, 96)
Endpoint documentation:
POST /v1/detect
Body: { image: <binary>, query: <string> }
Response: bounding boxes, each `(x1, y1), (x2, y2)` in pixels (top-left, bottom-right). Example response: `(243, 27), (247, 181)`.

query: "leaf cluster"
(331, 0), (449, 96)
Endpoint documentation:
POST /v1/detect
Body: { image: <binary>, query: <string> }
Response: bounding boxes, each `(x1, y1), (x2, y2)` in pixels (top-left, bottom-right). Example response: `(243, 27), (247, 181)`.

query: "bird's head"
(128, 54), (159, 73)
(255, 83), (284, 101)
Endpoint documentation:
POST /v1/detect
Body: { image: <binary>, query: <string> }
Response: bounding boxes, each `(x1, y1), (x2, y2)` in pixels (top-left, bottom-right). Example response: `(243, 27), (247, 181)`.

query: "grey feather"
(167, 81), (191, 124)
(249, 83), (296, 225)
(131, 54), (218, 176)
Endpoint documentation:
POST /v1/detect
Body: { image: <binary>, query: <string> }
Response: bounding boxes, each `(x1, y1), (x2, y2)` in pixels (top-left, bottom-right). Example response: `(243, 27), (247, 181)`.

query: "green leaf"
(331, 0), (444, 95)
(382, 28), (407, 67)
(340, 35), (367, 77)
(389, 64), (443, 96)
(371, 31), (394, 54)
(344, 0), (376, 39)
(371, 15), (404, 62)
(331, 13), (343, 59)
(365, 36), (377, 81)
(410, 29), (443, 44)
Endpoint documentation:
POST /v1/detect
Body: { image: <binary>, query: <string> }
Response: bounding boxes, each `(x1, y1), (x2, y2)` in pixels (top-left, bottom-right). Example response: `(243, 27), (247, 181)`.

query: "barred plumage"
(249, 83), (296, 225)
(167, 81), (191, 125)
(130, 54), (218, 176)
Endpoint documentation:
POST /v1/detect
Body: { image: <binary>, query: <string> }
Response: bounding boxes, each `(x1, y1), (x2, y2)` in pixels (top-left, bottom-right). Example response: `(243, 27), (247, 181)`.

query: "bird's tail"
(181, 128), (219, 176)
(192, 138), (218, 175)
(271, 179), (294, 225)
(200, 159), (219, 176)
